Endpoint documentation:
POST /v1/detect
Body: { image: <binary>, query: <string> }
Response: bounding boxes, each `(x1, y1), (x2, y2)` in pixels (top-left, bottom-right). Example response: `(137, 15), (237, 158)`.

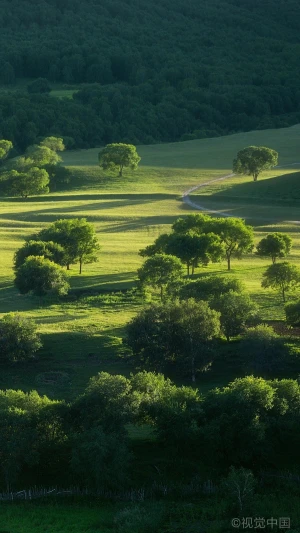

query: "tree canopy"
(98, 143), (141, 176)
(256, 233), (292, 264)
(36, 218), (100, 273)
(14, 256), (70, 296)
(261, 262), (300, 302)
(233, 146), (278, 181)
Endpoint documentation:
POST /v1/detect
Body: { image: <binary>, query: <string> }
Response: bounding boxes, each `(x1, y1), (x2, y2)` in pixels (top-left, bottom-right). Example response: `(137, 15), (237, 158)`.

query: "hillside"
(0, 0), (300, 148)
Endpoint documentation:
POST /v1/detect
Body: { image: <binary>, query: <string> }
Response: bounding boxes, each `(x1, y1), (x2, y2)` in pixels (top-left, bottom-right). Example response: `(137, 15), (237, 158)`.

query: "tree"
(175, 298), (221, 381)
(25, 144), (62, 166)
(212, 291), (257, 341)
(212, 218), (254, 271)
(14, 256), (70, 296)
(27, 78), (51, 94)
(240, 324), (290, 374)
(0, 313), (42, 363)
(137, 254), (184, 300)
(201, 376), (276, 467)
(165, 232), (224, 275)
(233, 146), (278, 182)
(125, 299), (220, 381)
(256, 233), (292, 264)
(36, 218), (100, 273)
(45, 164), (72, 191)
(14, 240), (66, 269)
(172, 213), (212, 235)
(131, 371), (202, 445)
(40, 136), (65, 152)
(0, 140), (13, 163)
(221, 467), (256, 514)
(261, 262), (300, 302)
(98, 143), (141, 177)
(71, 426), (131, 490)
(285, 300), (300, 327)
(6, 167), (50, 198)
(140, 232), (224, 276)
(180, 275), (245, 302)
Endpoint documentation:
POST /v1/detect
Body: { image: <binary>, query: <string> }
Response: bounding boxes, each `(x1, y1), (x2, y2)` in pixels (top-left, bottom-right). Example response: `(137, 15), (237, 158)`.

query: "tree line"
(0, 0), (300, 148)
(0, 368), (299, 491)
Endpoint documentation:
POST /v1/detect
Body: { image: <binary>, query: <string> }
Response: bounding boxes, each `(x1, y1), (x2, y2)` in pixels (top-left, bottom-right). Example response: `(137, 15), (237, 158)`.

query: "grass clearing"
(0, 125), (300, 399)
(0, 502), (114, 532)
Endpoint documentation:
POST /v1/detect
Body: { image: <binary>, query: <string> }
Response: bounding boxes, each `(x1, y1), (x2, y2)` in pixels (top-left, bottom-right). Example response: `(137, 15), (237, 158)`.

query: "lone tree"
(138, 254), (184, 300)
(212, 217), (254, 271)
(0, 313), (42, 363)
(14, 256), (70, 296)
(36, 218), (100, 273)
(262, 262), (300, 302)
(98, 143), (141, 177)
(256, 233), (292, 264)
(233, 146), (278, 182)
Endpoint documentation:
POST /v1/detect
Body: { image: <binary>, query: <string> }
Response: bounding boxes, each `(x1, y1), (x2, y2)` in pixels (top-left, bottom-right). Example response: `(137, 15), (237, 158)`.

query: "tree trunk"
(253, 173), (258, 182)
(227, 253), (231, 271)
(79, 258), (82, 274)
(160, 285), (163, 301)
(187, 264), (190, 276)
(67, 264), (70, 270)
(272, 256), (276, 264)
(282, 286), (286, 302)
(119, 165), (123, 177)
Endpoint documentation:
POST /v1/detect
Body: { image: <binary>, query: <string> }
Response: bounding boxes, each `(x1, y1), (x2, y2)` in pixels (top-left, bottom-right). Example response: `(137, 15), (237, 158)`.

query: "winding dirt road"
(182, 164), (300, 220)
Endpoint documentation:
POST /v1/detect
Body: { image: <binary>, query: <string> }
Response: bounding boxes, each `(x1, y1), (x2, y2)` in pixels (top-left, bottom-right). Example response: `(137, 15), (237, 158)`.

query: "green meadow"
(0, 124), (300, 399)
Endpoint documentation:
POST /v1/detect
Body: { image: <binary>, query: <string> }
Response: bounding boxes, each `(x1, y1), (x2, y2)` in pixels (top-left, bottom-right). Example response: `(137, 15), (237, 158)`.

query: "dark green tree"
(262, 262), (300, 302)
(36, 218), (100, 273)
(27, 78), (51, 94)
(212, 218), (254, 271)
(256, 233), (292, 264)
(285, 300), (300, 327)
(14, 240), (66, 269)
(126, 299), (220, 381)
(138, 254), (184, 300)
(0, 313), (42, 363)
(6, 167), (50, 198)
(212, 291), (257, 341)
(240, 324), (290, 374)
(14, 256), (70, 296)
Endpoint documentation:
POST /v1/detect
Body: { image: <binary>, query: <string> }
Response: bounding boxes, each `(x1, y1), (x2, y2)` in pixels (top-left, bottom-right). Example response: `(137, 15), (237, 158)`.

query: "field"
(0, 501), (115, 532)
(0, 124), (300, 400)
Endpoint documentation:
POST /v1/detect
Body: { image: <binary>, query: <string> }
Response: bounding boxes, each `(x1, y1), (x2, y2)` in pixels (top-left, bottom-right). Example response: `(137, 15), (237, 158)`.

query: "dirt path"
(182, 164), (300, 220)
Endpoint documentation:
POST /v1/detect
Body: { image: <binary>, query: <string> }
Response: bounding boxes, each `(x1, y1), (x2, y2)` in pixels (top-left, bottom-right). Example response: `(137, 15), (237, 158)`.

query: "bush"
(285, 300), (300, 327)
(0, 313), (42, 363)
(179, 276), (244, 302)
(14, 255), (70, 296)
(114, 503), (165, 533)
(27, 78), (51, 94)
(240, 324), (290, 374)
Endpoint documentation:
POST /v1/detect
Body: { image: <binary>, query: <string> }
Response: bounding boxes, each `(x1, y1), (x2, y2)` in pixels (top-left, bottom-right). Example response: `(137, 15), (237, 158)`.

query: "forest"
(0, 0), (300, 148)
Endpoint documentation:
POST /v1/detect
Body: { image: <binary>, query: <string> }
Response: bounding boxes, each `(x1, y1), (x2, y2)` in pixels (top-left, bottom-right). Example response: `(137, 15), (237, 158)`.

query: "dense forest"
(0, 0), (300, 149)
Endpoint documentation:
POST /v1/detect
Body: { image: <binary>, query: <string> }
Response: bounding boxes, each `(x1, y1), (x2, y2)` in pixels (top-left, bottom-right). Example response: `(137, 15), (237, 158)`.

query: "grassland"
(0, 501), (114, 532)
(0, 125), (300, 400)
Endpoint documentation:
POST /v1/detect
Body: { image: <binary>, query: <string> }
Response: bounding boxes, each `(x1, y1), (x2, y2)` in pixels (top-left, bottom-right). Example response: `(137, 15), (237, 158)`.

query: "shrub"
(0, 313), (42, 363)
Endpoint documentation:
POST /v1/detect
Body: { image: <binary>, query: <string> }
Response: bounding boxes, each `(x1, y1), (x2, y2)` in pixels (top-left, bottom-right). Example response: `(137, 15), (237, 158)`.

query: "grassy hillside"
(0, 128), (300, 399)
